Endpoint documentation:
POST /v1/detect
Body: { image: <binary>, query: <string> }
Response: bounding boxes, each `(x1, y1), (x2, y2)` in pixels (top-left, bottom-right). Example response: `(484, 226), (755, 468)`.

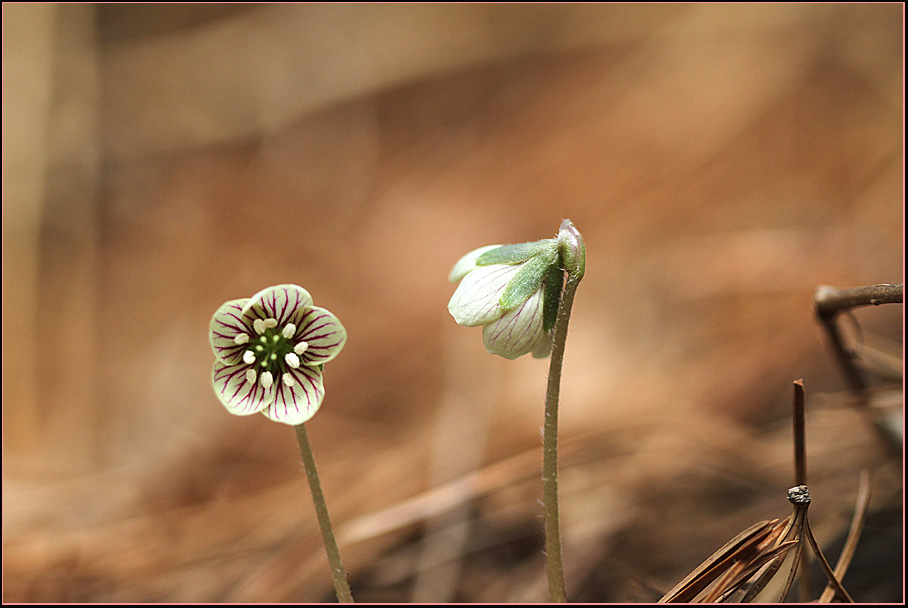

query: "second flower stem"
(542, 274), (581, 603)
(294, 423), (354, 603)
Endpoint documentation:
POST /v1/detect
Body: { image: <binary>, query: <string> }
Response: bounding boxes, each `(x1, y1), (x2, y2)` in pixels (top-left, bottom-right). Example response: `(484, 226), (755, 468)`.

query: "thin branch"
(793, 380), (807, 487)
(815, 283), (903, 317)
(814, 284), (902, 454)
(791, 380), (810, 600)
(814, 283), (903, 396)
(819, 471), (872, 603)
(803, 518), (854, 602)
(658, 520), (778, 603)
(715, 540), (798, 602)
(720, 520), (789, 603)
(772, 504), (808, 603)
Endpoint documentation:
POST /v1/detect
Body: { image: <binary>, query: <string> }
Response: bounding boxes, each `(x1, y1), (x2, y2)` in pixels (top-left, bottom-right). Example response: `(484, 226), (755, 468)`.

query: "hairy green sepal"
(500, 245), (558, 311)
(476, 239), (554, 266)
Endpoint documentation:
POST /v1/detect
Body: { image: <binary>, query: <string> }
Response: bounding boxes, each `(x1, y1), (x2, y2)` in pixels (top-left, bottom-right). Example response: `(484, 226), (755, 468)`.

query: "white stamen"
(294, 341), (309, 355)
(245, 369), (257, 384)
(285, 352), (300, 369)
(282, 323), (296, 339)
(234, 333), (250, 345)
(263, 318), (278, 329)
(243, 350), (256, 365)
(253, 319), (266, 334)
(282, 373), (295, 387)
(260, 371), (274, 389)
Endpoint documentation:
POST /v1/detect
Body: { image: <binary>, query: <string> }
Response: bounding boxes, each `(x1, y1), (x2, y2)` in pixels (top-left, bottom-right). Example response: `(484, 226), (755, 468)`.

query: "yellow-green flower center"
(244, 320), (302, 380)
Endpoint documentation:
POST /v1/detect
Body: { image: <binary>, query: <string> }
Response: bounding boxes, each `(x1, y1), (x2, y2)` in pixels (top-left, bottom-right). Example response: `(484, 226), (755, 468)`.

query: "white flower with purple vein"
(210, 284), (347, 425)
(448, 240), (563, 360)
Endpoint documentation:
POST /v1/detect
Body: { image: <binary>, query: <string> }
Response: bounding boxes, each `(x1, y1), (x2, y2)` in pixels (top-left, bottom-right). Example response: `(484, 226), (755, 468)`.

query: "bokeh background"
(3, 3), (903, 603)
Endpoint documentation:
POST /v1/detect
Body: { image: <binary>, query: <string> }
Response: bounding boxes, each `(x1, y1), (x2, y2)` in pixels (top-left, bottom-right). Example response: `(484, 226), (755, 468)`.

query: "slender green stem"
(294, 423), (354, 603)
(542, 275), (581, 603)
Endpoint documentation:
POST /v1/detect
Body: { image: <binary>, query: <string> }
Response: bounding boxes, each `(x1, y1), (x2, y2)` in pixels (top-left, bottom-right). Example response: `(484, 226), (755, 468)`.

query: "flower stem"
(542, 273), (582, 602)
(294, 423), (354, 603)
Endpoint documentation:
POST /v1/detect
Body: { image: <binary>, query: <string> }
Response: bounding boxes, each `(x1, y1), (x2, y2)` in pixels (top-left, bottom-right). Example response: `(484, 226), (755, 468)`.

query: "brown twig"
(657, 520), (780, 603)
(815, 283), (903, 317)
(791, 380), (810, 601)
(814, 283), (902, 453)
(772, 502), (809, 603)
(814, 283), (902, 397)
(803, 518), (854, 602)
(792, 380), (807, 487)
(819, 471), (872, 603)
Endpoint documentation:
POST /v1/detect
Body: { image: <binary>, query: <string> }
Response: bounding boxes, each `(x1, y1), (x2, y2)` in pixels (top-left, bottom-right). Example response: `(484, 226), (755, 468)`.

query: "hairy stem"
(542, 274), (581, 602)
(295, 423), (354, 603)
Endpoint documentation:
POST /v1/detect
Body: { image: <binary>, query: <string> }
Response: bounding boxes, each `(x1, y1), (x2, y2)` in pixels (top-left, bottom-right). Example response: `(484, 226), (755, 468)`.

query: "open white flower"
(210, 284), (347, 425)
(448, 240), (562, 359)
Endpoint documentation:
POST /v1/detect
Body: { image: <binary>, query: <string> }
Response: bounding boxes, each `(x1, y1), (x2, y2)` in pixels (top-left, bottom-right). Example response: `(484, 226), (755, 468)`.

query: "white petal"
(209, 299), (252, 365)
(242, 284), (314, 327)
(291, 306), (347, 364)
(261, 365), (326, 425)
(481, 286), (546, 359)
(448, 244), (503, 283)
(212, 360), (276, 416)
(447, 264), (519, 327)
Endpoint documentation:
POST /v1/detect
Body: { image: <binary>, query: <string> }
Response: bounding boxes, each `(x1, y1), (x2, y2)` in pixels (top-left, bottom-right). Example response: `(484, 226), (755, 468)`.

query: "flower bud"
(557, 219), (585, 279)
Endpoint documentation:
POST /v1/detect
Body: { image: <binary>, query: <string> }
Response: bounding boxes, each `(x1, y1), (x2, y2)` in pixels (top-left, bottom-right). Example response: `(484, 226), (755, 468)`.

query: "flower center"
(240, 319), (306, 385)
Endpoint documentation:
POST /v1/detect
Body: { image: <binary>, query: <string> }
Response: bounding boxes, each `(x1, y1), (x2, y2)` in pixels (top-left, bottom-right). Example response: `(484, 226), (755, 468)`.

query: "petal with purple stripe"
(209, 299), (251, 364)
(447, 264), (519, 327)
(242, 284), (313, 326)
(291, 306), (348, 364)
(261, 365), (326, 425)
(481, 286), (547, 360)
(212, 360), (275, 415)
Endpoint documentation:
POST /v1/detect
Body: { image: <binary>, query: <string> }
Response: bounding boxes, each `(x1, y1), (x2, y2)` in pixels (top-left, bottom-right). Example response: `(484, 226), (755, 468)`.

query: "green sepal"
(542, 262), (563, 332)
(499, 245), (558, 311)
(476, 239), (555, 266)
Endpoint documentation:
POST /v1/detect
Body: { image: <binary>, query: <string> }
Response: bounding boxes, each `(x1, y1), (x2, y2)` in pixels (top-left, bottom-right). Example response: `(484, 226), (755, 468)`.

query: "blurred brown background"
(2, 3), (903, 603)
